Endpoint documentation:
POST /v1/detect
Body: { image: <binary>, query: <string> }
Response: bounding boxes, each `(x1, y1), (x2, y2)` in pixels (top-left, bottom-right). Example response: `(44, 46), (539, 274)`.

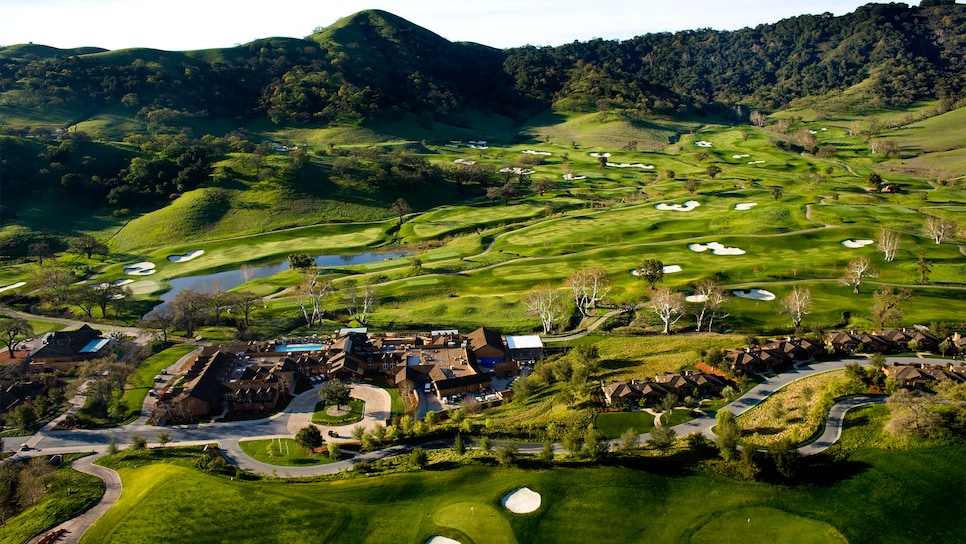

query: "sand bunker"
(113, 279), (134, 286)
(748, 160), (765, 165)
(124, 262), (156, 276)
(689, 242), (746, 255)
(562, 174), (587, 181)
(0, 281), (26, 293)
(499, 167), (535, 175)
(734, 203), (757, 211)
(631, 265), (682, 277)
(732, 154), (750, 159)
(453, 158), (476, 165)
(842, 239), (874, 248)
(607, 162), (654, 169)
(588, 152), (611, 158)
(502, 487), (541, 514)
(522, 149), (552, 156)
(685, 294), (708, 303)
(426, 538), (461, 544)
(695, 141), (713, 147)
(655, 200), (700, 212)
(733, 288), (776, 301)
(168, 250), (204, 263)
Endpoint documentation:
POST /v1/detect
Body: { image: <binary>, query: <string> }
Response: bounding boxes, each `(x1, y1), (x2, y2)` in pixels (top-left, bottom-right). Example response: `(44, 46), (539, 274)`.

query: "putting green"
(690, 506), (848, 544)
(432, 501), (517, 544)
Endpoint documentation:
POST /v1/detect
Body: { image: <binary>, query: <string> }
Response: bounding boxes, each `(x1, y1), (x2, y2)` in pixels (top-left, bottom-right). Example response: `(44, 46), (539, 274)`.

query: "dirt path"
(27, 453), (121, 544)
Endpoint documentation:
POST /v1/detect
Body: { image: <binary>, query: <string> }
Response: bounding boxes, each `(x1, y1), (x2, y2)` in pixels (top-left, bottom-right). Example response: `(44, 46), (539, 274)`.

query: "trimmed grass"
(690, 506), (847, 544)
(238, 438), (336, 466)
(82, 441), (966, 544)
(0, 455), (103, 544)
(594, 411), (655, 438)
(660, 408), (698, 427)
(311, 399), (365, 425)
(119, 344), (198, 420)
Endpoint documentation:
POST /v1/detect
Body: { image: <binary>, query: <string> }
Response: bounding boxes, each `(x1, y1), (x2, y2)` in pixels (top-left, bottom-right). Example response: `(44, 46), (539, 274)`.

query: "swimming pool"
(275, 344), (327, 353)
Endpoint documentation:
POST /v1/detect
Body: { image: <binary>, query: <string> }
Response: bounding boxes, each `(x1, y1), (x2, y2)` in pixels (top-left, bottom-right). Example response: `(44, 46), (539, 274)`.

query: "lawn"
(119, 344), (198, 420)
(312, 399), (365, 425)
(238, 438), (336, 466)
(660, 408), (698, 427)
(83, 441), (966, 544)
(594, 411), (655, 439)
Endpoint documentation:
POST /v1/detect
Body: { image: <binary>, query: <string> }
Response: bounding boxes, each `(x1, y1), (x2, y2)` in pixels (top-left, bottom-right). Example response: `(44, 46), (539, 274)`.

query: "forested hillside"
(1, 2), (964, 259)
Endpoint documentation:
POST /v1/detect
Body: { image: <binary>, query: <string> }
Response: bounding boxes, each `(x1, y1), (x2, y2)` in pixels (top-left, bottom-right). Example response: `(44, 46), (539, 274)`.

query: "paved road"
(26, 453), (121, 544)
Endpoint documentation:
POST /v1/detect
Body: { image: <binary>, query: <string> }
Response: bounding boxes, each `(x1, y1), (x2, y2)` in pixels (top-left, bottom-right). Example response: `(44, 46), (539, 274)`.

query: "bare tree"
(524, 285), (567, 334)
(29, 263), (75, 304)
(923, 215), (952, 244)
(780, 287), (812, 330)
(885, 389), (942, 438)
(297, 270), (332, 328)
(566, 268), (611, 318)
(840, 257), (877, 294)
(169, 289), (211, 338)
(342, 280), (377, 325)
(793, 129), (818, 154)
(692, 279), (730, 332)
(648, 287), (685, 335)
(749, 110), (767, 127)
(143, 304), (176, 343)
(878, 228), (899, 262)
(231, 290), (261, 327)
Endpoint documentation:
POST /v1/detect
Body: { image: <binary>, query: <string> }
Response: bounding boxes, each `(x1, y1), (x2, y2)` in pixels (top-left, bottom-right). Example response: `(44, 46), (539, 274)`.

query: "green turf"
(238, 438), (335, 466)
(83, 441), (966, 544)
(690, 506), (848, 544)
(311, 399), (365, 425)
(119, 345), (198, 420)
(594, 411), (655, 438)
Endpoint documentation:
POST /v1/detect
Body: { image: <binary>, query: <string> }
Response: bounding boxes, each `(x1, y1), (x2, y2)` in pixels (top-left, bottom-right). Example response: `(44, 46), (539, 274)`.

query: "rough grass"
(737, 369), (854, 447)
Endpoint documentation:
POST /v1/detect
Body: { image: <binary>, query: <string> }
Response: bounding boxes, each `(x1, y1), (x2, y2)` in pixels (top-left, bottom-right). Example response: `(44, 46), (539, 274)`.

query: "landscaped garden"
(238, 438), (336, 467)
(312, 399), (365, 425)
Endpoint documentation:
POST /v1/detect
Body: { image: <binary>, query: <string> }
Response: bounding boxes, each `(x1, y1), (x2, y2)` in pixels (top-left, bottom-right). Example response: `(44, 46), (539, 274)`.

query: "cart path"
(27, 453), (121, 544)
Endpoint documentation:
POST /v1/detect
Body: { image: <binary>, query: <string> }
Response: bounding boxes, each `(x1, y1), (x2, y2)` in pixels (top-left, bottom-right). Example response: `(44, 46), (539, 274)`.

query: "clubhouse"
(153, 327), (541, 424)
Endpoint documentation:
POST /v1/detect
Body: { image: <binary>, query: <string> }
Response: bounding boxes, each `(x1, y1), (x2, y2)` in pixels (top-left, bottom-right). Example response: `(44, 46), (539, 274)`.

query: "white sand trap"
(685, 294), (708, 303)
(426, 538), (461, 544)
(842, 239), (874, 248)
(630, 265), (682, 277)
(502, 487), (541, 514)
(113, 279), (134, 286)
(445, 144), (459, 148)
(453, 158), (476, 165)
(168, 249), (204, 263)
(522, 149), (552, 156)
(808, 130), (818, 134)
(0, 281), (26, 293)
(689, 242), (746, 255)
(732, 154), (750, 159)
(734, 203), (757, 211)
(821, 128), (827, 131)
(589, 152), (611, 158)
(748, 160), (765, 165)
(124, 262), (156, 276)
(469, 140), (487, 145)
(655, 200), (700, 212)
(695, 141), (713, 147)
(499, 167), (535, 175)
(562, 174), (587, 181)
(733, 288), (776, 301)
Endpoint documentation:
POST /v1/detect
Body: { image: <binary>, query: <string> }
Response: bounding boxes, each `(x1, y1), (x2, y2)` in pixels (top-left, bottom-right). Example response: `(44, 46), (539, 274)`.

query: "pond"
(158, 251), (409, 303)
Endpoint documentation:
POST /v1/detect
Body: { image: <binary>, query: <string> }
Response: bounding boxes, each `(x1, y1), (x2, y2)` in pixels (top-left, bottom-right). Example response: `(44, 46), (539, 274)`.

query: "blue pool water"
(275, 344), (327, 353)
